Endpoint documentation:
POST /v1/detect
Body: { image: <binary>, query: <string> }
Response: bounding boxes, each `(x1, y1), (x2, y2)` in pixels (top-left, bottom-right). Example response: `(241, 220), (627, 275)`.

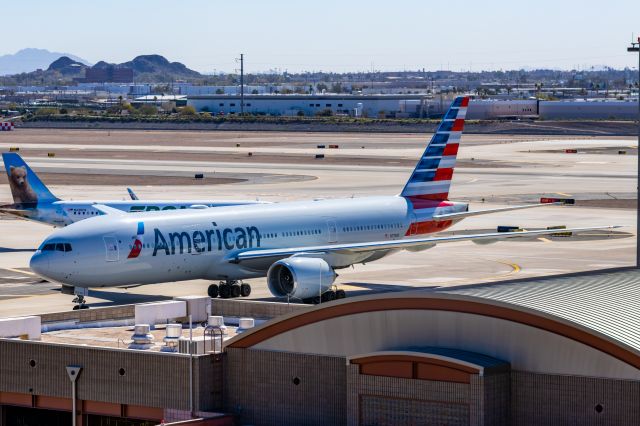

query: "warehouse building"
(1, 268), (639, 425)
(188, 94), (639, 120)
(187, 94), (433, 118)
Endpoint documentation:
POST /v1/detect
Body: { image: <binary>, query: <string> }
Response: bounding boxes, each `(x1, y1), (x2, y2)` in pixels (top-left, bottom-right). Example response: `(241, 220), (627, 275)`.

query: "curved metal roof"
(437, 268), (640, 353)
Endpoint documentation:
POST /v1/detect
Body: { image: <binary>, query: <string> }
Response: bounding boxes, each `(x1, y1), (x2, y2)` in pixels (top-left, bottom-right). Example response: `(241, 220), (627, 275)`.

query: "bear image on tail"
(8, 165), (38, 204)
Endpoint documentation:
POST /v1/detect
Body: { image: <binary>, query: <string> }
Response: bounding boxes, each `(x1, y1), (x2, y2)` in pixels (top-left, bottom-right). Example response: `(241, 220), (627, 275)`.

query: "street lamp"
(628, 37), (640, 268)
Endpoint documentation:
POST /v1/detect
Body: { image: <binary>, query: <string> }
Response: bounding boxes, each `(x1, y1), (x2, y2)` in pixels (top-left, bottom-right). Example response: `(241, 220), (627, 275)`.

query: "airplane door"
(326, 219), (338, 243)
(103, 236), (119, 262)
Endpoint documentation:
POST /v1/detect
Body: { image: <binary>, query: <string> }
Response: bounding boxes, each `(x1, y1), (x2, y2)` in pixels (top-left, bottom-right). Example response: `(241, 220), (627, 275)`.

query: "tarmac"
(0, 129), (635, 316)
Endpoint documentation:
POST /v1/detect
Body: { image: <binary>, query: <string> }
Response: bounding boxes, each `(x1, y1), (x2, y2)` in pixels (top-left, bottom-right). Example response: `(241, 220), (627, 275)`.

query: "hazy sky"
(5, 0), (640, 73)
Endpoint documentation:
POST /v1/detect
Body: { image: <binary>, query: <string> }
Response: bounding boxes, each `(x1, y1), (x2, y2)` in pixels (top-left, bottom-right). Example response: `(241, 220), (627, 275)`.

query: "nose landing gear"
(71, 287), (89, 310)
(72, 295), (89, 310)
(208, 280), (252, 299)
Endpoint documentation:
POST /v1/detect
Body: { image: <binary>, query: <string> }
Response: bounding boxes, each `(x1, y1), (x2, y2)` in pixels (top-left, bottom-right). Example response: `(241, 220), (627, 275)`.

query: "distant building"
(188, 94), (442, 117)
(83, 66), (134, 83)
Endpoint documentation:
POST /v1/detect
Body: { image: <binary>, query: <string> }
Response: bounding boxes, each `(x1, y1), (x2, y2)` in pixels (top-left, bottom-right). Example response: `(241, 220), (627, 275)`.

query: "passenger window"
(64, 243), (72, 252)
(56, 243), (65, 252)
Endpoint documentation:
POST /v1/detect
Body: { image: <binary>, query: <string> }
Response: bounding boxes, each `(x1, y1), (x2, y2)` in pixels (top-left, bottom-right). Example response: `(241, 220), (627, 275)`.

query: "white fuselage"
(29, 196), (466, 288)
(14, 199), (266, 226)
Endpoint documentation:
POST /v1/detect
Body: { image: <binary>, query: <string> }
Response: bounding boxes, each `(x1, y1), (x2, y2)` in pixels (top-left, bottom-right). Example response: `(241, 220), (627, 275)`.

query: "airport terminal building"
(1, 268), (639, 425)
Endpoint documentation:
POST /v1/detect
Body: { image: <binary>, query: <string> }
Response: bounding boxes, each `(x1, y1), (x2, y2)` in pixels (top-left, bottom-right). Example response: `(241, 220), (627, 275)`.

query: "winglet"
(92, 204), (126, 216)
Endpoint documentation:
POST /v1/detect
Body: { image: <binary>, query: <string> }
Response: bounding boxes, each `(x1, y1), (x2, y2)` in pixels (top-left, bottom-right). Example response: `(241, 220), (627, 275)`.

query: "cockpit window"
(41, 242), (72, 252)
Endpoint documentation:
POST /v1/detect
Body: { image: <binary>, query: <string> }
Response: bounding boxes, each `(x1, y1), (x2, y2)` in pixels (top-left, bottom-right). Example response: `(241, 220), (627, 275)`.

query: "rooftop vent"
(161, 324), (182, 352)
(237, 317), (255, 333)
(129, 324), (154, 350)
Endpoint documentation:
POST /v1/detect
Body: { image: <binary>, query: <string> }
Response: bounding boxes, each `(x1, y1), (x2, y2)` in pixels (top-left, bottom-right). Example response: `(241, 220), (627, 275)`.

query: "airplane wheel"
(231, 284), (241, 298)
(240, 283), (251, 297)
(208, 284), (219, 298)
(72, 305), (80, 310)
(219, 284), (231, 299)
(336, 289), (346, 299)
(321, 291), (336, 303)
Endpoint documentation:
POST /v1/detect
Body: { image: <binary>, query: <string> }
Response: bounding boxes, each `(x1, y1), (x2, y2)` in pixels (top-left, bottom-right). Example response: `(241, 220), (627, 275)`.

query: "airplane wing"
(229, 225), (619, 264)
(433, 203), (559, 221)
(127, 188), (139, 200)
(92, 204), (127, 216)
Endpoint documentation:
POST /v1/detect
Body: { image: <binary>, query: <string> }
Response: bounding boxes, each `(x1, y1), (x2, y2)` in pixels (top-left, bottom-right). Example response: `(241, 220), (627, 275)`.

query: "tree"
(137, 104), (157, 115)
(331, 83), (343, 93)
(178, 105), (197, 116)
(316, 83), (328, 92)
(35, 108), (59, 116)
(215, 88), (224, 94)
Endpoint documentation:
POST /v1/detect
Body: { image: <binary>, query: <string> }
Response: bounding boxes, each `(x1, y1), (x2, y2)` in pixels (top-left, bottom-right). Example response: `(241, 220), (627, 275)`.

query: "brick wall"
(0, 339), (219, 412)
(224, 348), (346, 426)
(347, 364), (472, 426)
(511, 371), (640, 425)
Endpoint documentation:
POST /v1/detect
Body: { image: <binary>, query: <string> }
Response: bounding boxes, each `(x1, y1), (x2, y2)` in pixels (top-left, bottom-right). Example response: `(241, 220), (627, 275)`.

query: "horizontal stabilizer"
(433, 203), (559, 221)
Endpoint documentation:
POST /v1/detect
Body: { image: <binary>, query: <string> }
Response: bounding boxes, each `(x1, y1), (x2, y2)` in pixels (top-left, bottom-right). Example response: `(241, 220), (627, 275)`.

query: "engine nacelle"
(267, 257), (336, 300)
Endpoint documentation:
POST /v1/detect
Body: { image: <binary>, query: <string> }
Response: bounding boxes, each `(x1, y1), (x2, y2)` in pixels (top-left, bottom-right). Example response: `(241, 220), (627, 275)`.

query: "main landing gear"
(303, 288), (347, 305)
(208, 280), (252, 299)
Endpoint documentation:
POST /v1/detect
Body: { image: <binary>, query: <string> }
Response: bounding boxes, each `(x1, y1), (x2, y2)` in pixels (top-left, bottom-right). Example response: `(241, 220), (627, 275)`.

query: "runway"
(0, 129), (635, 315)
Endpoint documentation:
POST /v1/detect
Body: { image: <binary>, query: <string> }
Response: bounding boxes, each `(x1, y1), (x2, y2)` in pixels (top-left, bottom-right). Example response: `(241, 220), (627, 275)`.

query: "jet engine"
(267, 257), (336, 300)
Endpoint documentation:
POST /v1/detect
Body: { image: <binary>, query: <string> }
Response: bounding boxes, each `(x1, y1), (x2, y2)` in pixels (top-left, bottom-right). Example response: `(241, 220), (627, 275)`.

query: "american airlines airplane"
(1, 152), (266, 226)
(29, 96), (615, 309)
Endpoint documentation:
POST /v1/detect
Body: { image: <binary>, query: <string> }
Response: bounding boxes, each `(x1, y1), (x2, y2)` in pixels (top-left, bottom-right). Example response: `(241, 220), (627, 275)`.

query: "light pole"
(628, 37), (640, 268)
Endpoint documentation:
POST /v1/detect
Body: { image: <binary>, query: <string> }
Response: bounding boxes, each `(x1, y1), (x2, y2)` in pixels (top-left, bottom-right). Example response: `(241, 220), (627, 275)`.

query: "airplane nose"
(29, 253), (49, 278)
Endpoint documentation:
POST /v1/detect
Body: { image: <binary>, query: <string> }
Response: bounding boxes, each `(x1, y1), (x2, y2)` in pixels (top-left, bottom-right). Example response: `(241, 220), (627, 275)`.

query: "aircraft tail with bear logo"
(2, 152), (59, 206)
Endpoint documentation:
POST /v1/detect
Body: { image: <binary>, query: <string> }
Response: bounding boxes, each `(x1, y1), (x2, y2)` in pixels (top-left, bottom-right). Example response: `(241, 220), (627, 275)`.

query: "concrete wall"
(224, 348), (347, 426)
(211, 298), (311, 319)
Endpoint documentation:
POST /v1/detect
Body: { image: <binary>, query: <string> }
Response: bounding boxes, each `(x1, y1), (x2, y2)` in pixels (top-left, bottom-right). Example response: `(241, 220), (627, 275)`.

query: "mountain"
(0, 54), (202, 84)
(47, 56), (88, 76)
(0, 48), (91, 75)
(123, 55), (201, 78)
(82, 55), (201, 82)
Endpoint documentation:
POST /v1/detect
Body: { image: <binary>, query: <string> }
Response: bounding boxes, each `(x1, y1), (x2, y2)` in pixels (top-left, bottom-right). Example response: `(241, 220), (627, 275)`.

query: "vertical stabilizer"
(2, 152), (59, 205)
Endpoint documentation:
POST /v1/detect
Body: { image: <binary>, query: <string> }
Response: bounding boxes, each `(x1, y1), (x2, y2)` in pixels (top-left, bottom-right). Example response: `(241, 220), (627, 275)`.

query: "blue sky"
(6, 0), (640, 72)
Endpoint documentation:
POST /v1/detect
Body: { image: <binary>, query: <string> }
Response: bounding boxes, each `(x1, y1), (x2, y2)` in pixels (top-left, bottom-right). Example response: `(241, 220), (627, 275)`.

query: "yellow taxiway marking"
(4, 267), (37, 276)
(538, 237), (552, 243)
(555, 192), (572, 197)
(338, 283), (370, 291)
(496, 261), (521, 276)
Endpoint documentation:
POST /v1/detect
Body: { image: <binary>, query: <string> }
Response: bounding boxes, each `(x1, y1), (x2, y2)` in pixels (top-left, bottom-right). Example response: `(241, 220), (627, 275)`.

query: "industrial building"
(1, 268), (639, 425)
(188, 94), (640, 120)
(188, 94), (431, 118)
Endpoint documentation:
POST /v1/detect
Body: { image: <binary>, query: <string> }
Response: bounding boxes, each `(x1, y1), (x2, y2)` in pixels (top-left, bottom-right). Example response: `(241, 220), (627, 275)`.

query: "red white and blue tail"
(400, 96), (469, 201)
